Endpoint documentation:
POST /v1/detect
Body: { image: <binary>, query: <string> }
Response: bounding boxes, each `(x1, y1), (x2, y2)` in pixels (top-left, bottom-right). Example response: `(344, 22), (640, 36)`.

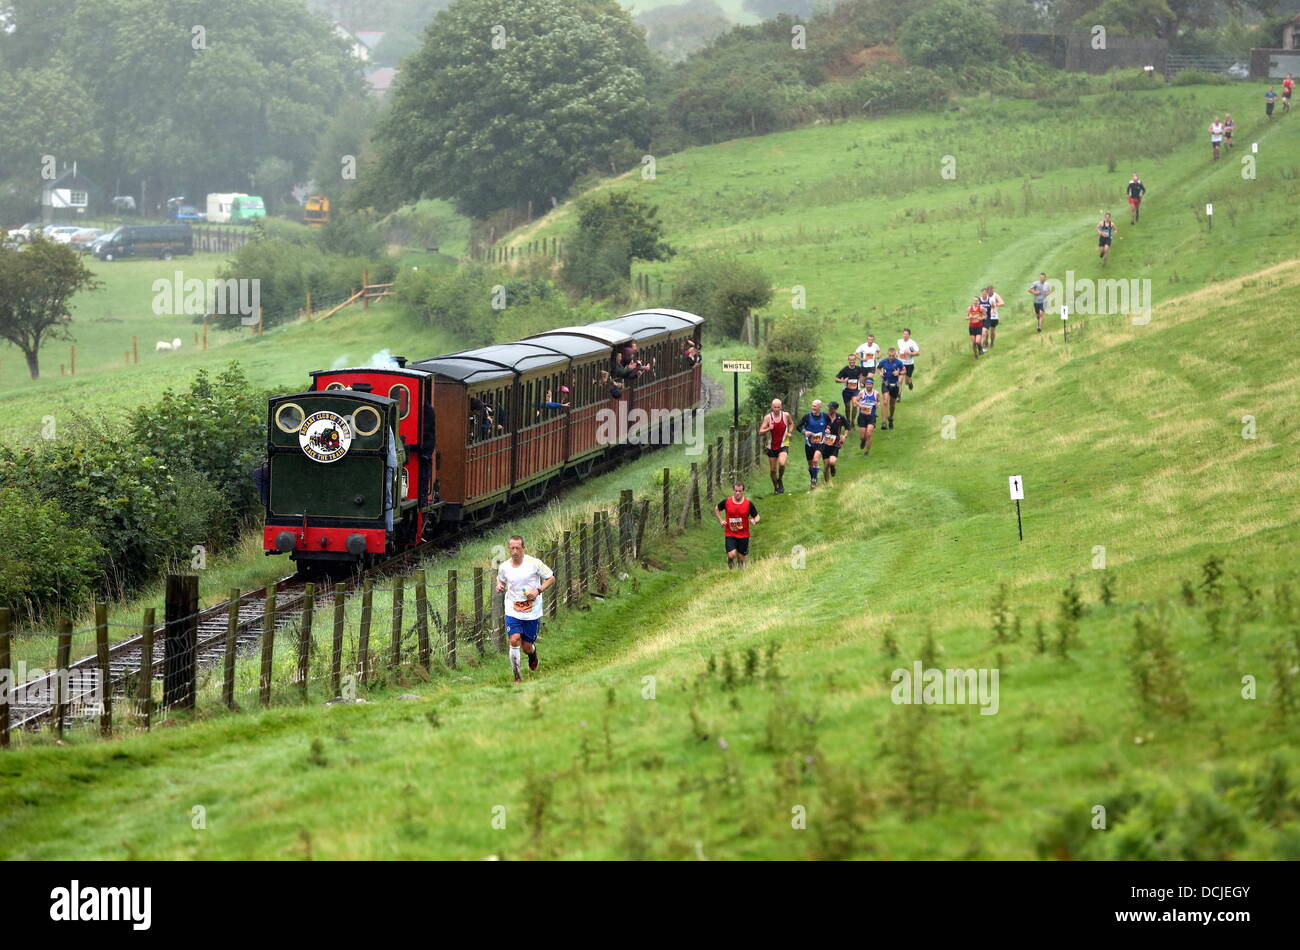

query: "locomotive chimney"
(393, 355), (407, 368)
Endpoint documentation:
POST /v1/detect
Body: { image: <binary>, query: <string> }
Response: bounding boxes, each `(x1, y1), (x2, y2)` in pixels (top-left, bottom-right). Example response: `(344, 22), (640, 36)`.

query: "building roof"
(365, 67), (397, 93)
(412, 309), (702, 386)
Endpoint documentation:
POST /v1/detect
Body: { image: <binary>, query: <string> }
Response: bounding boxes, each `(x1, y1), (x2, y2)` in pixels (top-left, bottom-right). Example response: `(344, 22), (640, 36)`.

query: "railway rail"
(9, 384), (723, 733)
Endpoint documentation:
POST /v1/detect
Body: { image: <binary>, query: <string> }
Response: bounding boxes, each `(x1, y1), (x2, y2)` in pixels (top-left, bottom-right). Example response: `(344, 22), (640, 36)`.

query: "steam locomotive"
(264, 309), (704, 570)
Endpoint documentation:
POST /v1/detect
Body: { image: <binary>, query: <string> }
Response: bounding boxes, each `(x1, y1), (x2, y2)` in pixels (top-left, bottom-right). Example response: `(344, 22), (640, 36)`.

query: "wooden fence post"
(54, 620), (71, 739)
(358, 579), (373, 685)
(259, 584), (277, 707)
(298, 583), (315, 700)
(728, 428), (737, 481)
(691, 462), (702, 522)
(563, 530), (575, 606)
(137, 608), (155, 731)
(223, 589), (240, 709)
(678, 468), (695, 530)
(619, 489), (634, 563)
(547, 546), (559, 620)
(579, 522), (590, 599)
(0, 608), (9, 749)
(715, 437), (724, 490)
(94, 602), (111, 737)
(363, 268), (370, 310)
(706, 442), (715, 498)
(164, 574), (198, 710)
(331, 583), (345, 696)
(493, 579), (505, 651)
(390, 581), (404, 671)
(593, 512), (607, 594)
(446, 570), (458, 669)
(474, 567), (486, 656)
(415, 571), (431, 671)
(662, 467), (671, 533)
(635, 499), (650, 559)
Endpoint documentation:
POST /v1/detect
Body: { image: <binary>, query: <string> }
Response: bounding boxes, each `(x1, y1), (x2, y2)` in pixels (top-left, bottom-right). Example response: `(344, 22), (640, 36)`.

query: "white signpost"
(1206, 202), (1213, 231)
(721, 360), (752, 427)
(1060, 304), (1069, 342)
(1009, 475), (1024, 540)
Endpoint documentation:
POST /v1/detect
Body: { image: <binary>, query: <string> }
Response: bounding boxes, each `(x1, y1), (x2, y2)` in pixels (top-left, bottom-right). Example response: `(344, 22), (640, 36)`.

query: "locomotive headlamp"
(275, 531), (296, 552)
(346, 533), (368, 556)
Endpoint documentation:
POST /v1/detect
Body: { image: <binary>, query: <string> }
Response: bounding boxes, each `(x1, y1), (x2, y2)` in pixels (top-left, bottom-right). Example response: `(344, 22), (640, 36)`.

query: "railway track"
(10, 384), (728, 733)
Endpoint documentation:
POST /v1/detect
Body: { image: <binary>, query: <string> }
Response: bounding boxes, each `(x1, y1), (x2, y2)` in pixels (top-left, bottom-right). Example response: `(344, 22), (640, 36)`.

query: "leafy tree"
(899, 0), (1005, 69)
(130, 363), (266, 539)
(394, 262), (501, 345)
(367, 0), (654, 218)
(0, 65), (101, 189)
(562, 192), (673, 298)
(0, 239), (100, 379)
(748, 315), (821, 416)
(671, 254), (772, 339)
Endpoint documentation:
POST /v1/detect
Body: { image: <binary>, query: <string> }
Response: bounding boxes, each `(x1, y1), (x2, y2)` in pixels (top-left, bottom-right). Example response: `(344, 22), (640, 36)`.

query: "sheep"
(155, 338), (183, 352)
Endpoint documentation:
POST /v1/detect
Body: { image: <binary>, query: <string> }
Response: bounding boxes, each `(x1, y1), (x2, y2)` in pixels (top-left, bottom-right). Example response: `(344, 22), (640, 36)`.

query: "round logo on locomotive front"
(299, 411), (354, 463)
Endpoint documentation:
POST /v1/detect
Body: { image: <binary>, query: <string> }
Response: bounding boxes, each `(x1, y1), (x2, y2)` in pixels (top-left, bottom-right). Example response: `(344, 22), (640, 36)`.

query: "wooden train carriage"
(414, 309), (703, 522)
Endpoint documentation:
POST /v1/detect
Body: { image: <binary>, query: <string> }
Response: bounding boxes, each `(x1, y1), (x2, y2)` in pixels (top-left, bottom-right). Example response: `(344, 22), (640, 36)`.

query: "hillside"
(2, 85), (1298, 859)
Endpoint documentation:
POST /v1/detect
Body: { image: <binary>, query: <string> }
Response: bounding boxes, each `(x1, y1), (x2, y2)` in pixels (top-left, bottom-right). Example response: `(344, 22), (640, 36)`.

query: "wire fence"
(0, 424), (768, 749)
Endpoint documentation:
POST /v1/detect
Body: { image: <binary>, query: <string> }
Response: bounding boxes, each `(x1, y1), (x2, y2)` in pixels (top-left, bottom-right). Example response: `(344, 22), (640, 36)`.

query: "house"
(334, 24), (384, 63)
(1250, 17), (1300, 79)
(40, 166), (104, 223)
(365, 67), (397, 96)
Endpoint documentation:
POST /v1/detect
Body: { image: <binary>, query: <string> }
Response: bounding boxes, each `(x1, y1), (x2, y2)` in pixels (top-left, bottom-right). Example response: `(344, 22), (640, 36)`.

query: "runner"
(897, 329), (920, 391)
(1208, 116), (1224, 160)
(1096, 213), (1116, 267)
(1126, 174), (1145, 224)
(1027, 272), (1049, 333)
(494, 535), (556, 685)
(822, 401), (848, 486)
(795, 399), (830, 491)
(1284, 74), (1294, 113)
(985, 285), (1005, 350)
(1265, 86), (1278, 120)
(1223, 114), (1234, 150)
(877, 347), (906, 429)
(977, 287), (993, 352)
(967, 296), (986, 359)
(835, 353), (863, 429)
(855, 334), (880, 386)
(715, 481), (759, 570)
(854, 378), (879, 456)
(758, 398), (793, 494)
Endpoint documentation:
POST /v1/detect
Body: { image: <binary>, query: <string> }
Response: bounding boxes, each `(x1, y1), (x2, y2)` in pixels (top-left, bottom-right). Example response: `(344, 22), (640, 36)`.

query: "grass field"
(2, 83), (1298, 859)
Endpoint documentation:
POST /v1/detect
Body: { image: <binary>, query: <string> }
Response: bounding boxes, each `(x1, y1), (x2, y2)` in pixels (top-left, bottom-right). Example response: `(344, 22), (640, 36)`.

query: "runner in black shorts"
(716, 482), (759, 569)
(822, 401), (848, 486)
(835, 354), (862, 429)
(1096, 213), (1116, 266)
(1027, 273), (1049, 332)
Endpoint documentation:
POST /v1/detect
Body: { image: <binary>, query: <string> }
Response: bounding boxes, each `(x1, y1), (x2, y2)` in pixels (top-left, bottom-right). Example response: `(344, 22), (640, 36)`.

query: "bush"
(130, 363), (266, 541)
(755, 315), (821, 412)
(1171, 70), (1231, 86)
(318, 208), (387, 259)
(394, 263), (501, 346)
(562, 192), (673, 299)
(0, 483), (103, 619)
(0, 420), (195, 592)
(670, 254), (772, 340)
(899, 0), (1004, 71)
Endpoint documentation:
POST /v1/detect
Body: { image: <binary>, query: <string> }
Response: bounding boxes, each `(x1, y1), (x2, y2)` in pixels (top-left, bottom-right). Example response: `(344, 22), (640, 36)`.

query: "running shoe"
(528, 650), (539, 672)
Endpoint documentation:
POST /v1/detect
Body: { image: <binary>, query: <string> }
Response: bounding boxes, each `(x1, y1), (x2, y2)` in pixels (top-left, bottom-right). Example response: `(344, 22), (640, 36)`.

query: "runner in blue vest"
(877, 348), (906, 430)
(795, 400), (830, 491)
(854, 378), (879, 458)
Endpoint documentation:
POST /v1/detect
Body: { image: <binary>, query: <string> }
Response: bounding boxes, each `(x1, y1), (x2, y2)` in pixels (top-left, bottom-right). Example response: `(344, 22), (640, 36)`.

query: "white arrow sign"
(1206, 203), (1213, 216)
(1009, 475), (1024, 500)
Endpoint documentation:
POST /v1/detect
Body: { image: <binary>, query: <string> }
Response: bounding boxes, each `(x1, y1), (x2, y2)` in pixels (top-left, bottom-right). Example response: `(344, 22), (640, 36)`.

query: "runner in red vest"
(715, 481), (760, 570)
(758, 398), (793, 494)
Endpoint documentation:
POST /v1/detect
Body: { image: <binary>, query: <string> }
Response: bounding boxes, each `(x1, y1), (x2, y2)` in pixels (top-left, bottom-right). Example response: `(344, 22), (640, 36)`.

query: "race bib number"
(847, 380), (858, 390)
(513, 598), (534, 612)
(727, 516), (744, 532)
(809, 432), (823, 444)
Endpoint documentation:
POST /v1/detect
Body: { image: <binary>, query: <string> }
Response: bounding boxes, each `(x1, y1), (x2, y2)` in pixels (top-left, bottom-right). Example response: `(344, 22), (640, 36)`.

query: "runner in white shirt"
(985, 285), (1005, 350)
(495, 535), (556, 684)
(897, 329), (920, 391)
(855, 334), (881, 385)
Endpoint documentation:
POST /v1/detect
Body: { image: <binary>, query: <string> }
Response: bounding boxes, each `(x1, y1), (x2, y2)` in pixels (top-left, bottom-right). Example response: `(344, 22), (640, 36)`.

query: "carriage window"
(352, 405), (382, 436)
(274, 402), (304, 433)
(389, 384), (410, 419)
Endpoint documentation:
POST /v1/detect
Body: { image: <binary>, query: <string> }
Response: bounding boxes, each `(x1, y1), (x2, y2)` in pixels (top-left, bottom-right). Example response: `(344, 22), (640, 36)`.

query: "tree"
(0, 239), (100, 379)
(562, 192), (673, 297)
(746, 315), (821, 418)
(899, 0), (1005, 69)
(367, 0), (654, 218)
(671, 254), (772, 339)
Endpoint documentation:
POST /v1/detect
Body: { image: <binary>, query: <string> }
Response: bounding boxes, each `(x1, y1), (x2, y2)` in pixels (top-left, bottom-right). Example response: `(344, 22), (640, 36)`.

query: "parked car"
(94, 224), (193, 261)
(10, 222), (43, 243)
(88, 228), (119, 256)
(45, 226), (84, 244)
(70, 228), (104, 252)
